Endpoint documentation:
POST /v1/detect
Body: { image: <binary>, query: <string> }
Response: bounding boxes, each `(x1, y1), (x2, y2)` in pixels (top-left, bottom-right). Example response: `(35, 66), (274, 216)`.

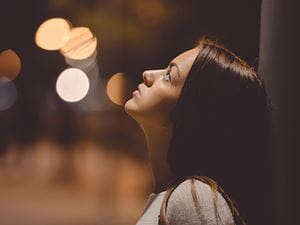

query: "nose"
(142, 70), (152, 87)
(142, 70), (161, 87)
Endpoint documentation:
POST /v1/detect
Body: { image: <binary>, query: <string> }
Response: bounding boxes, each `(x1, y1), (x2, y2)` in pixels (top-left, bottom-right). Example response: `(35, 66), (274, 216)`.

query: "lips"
(132, 90), (139, 96)
(138, 84), (143, 94)
(132, 84), (143, 97)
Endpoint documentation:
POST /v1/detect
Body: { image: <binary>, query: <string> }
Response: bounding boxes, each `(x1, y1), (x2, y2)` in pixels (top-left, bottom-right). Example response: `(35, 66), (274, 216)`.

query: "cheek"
(139, 85), (179, 114)
(125, 82), (181, 118)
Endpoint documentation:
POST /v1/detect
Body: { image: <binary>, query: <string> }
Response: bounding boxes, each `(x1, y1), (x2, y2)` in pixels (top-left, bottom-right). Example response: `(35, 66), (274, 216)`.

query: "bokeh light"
(0, 49), (21, 80)
(60, 27), (97, 60)
(56, 68), (90, 102)
(35, 18), (71, 50)
(0, 77), (18, 111)
(106, 72), (134, 106)
(64, 50), (97, 70)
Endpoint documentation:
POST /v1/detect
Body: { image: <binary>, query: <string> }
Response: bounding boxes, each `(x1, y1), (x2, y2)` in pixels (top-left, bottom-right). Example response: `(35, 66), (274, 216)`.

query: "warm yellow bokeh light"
(56, 68), (90, 102)
(60, 27), (97, 60)
(35, 18), (71, 50)
(0, 49), (21, 80)
(106, 72), (134, 106)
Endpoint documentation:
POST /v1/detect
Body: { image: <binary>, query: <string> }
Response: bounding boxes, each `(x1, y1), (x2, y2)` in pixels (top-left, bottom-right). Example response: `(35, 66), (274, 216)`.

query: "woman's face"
(124, 47), (199, 124)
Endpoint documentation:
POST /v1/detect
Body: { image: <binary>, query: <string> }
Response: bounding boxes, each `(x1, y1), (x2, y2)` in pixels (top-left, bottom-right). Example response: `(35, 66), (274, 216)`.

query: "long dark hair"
(159, 37), (273, 225)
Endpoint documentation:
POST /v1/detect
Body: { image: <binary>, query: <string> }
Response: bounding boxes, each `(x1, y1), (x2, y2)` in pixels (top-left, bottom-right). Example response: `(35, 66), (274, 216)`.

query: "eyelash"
(163, 70), (172, 82)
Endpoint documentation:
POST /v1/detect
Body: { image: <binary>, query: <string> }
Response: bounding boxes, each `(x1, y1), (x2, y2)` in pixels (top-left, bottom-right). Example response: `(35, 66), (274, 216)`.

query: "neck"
(140, 122), (174, 194)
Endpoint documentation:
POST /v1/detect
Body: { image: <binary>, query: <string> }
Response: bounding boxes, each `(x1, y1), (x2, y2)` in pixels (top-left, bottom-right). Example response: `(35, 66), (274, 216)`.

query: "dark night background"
(0, 0), (297, 225)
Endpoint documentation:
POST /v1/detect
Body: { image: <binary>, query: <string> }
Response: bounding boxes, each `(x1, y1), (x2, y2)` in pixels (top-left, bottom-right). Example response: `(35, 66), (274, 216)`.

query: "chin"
(124, 98), (138, 114)
(125, 98), (148, 121)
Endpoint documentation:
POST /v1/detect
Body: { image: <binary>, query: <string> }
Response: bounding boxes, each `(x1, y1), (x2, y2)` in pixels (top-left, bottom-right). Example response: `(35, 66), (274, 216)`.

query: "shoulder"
(166, 178), (234, 225)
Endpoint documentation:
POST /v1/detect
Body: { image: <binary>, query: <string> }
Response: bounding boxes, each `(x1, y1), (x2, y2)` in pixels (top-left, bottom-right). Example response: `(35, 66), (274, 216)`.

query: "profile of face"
(124, 47), (199, 126)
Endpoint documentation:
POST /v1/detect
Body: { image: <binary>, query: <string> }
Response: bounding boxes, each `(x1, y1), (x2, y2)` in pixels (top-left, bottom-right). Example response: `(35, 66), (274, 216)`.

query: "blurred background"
(0, 0), (297, 225)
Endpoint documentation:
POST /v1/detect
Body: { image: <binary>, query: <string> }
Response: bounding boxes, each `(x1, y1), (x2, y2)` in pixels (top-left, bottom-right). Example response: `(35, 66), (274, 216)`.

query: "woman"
(124, 37), (273, 225)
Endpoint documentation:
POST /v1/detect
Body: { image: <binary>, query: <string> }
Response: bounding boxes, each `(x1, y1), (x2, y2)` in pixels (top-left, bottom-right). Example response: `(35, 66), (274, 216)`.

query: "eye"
(163, 71), (172, 82)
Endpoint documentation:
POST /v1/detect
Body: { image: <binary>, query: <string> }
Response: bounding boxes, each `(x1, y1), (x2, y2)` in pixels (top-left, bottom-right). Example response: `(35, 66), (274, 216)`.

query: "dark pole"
(259, 1), (298, 225)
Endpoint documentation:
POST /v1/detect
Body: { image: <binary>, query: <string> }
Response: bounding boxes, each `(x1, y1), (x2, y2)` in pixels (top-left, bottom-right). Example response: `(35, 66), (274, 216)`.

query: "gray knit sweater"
(136, 179), (234, 225)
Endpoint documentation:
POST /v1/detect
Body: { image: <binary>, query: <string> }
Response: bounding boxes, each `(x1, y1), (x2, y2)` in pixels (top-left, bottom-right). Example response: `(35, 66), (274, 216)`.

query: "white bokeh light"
(56, 68), (90, 102)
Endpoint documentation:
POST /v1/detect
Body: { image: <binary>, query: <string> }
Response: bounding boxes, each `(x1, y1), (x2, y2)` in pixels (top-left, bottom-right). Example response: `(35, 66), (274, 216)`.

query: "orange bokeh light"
(35, 18), (72, 50)
(106, 73), (134, 106)
(60, 27), (97, 60)
(0, 49), (21, 80)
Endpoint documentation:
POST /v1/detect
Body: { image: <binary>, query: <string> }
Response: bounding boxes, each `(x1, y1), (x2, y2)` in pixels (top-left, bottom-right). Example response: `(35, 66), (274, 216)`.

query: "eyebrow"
(169, 62), (181, 79)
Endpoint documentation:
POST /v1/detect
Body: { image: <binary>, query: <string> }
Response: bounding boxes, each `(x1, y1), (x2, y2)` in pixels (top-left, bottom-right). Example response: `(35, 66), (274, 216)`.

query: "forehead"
(170, 47), (199, 78)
